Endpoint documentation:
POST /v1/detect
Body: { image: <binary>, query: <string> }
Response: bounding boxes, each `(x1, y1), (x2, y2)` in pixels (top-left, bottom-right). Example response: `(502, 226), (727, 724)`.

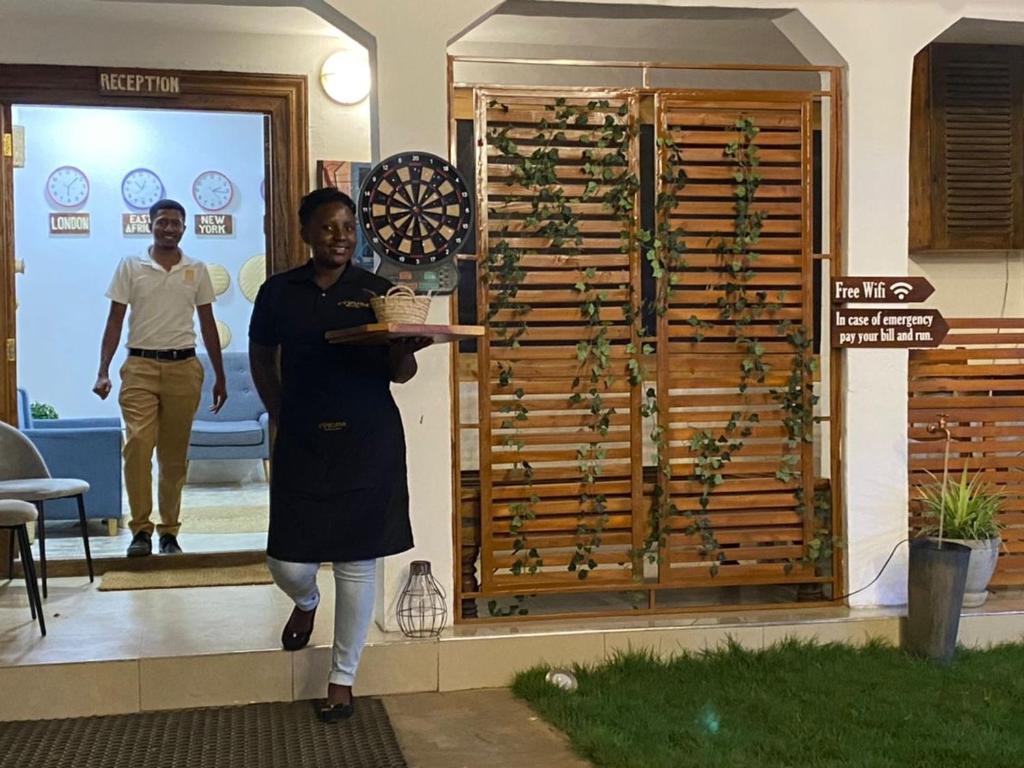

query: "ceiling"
(452, 2), (814, 65)
(935, 18), (1024, 46)
(0, 0), (346, 38)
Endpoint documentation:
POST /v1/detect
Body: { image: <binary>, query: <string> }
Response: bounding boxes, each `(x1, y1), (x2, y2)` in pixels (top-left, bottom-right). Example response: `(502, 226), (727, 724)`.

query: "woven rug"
(99, 563), (273, 591)
(0, 698), (406, 768)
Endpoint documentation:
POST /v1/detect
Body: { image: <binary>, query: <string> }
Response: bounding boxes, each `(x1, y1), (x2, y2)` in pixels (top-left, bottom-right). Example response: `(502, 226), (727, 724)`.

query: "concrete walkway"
(384, 689), (592, 768)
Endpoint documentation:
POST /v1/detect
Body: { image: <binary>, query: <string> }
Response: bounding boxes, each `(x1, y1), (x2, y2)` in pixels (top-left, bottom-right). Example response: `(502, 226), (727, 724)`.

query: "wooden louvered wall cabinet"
(910, 43), (1024, 251)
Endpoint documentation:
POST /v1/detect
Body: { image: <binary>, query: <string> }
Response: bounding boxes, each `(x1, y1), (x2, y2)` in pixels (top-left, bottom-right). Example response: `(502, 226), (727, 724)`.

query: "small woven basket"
(370, 284), (431, 324)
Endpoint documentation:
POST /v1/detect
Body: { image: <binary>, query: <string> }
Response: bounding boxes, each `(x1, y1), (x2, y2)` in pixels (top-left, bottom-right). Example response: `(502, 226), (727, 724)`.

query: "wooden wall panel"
(476, 90), (642, 594)
(909, 318), (1024, 587)
(655, 94), (817, 587)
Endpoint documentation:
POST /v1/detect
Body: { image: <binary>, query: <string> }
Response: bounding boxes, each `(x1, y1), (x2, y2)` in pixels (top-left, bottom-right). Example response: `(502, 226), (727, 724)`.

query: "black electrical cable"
(827, 537), (911, 603)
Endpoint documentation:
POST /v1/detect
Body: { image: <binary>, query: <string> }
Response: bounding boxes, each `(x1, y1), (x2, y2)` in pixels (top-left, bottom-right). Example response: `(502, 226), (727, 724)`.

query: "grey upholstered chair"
(0, 420), (93, 598)
(0, 499), (45, 635)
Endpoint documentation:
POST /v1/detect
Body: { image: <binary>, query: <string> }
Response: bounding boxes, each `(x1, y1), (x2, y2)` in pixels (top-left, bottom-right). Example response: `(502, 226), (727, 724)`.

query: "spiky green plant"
(917, 465), (1003, 540)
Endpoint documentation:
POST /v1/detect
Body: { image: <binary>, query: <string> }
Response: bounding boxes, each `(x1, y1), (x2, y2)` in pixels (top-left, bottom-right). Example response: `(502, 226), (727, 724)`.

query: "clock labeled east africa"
(121, 168), (165, 210)
(358, 152), (472, 266)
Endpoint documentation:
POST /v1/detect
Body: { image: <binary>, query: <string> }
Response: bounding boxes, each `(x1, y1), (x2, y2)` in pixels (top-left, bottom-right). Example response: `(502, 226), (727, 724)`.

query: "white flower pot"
(931, 537), (1000, 608)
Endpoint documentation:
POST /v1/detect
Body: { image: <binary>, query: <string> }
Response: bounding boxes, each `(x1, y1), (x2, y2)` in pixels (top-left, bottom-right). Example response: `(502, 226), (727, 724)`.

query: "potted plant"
(29, 401), (59, 420)
(905, 415), (972, 663)
(917, 465), (1003, 608)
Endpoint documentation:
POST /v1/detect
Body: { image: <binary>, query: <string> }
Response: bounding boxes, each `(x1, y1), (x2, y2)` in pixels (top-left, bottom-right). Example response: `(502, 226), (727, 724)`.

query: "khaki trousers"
(118, 356), (204, 536)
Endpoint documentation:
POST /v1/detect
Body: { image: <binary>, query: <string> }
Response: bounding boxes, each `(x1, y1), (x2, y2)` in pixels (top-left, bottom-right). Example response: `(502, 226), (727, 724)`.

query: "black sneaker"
(127, 531), (152, 557)
(159, 534), (183, 555)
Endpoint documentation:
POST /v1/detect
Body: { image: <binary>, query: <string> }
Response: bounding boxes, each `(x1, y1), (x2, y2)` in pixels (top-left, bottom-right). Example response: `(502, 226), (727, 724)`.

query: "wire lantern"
(396, 560), (448, 638)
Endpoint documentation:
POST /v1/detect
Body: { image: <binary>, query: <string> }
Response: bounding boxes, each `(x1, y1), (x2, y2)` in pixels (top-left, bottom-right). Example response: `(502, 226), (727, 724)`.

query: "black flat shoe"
(127, 531), (152, 558)
(281, 606), (317, 651)
(158, 534), (183, 554)
(318, 699), (354, 723)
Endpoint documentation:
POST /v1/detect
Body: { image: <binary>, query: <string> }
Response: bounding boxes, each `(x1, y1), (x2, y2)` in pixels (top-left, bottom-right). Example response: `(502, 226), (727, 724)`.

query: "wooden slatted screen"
(909, 318), (1024, 587)
(476, 90), (643, 595)
(655, 95), (819, 587)
(911, 44), (1024, 251)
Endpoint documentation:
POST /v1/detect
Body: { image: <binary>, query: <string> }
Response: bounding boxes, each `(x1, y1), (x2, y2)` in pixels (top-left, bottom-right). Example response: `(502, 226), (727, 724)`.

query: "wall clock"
(121, 168), (164, 210)
(46, 165), (90, 208)
(192, 170), (234, 212)
(357, 151), (472, 294)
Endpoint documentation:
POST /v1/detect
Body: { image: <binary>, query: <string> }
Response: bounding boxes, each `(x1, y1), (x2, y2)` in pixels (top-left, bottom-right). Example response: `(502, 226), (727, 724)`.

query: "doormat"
(0, 698), (407, 768)
(99, 563), (273, 591)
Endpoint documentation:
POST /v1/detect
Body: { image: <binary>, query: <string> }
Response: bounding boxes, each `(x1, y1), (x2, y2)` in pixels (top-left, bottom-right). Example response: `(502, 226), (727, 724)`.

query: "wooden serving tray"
(326, 322), (485, 345)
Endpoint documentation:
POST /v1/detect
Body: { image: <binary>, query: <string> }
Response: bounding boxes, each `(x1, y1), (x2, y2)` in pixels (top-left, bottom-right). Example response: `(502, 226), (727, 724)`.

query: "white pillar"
(323, 0), (501, 630)
(796, 2), (952, 606)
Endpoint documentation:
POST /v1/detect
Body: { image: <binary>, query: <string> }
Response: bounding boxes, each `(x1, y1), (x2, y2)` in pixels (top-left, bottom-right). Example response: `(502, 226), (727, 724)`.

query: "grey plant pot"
(929, 536), (1000, 608)
(905, 539), (970, 663)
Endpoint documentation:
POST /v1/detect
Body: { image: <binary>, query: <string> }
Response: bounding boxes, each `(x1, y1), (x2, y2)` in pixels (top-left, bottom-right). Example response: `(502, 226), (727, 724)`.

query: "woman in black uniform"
(249, 187), (429, 722)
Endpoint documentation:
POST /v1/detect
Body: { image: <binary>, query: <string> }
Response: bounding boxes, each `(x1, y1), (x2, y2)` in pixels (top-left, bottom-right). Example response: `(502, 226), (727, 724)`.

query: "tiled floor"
(39, 529), (268, 559)
(0, 571), (334, 666)
(0, 569), (436, 719)
(33, 479), (269, 559)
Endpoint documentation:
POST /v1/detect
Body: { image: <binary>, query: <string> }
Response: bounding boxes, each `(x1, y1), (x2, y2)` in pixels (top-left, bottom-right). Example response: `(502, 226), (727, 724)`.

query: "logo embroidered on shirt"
(183, 268), (196, 285)
(338, 300), (369, 309)
(318, 421), (348, 432)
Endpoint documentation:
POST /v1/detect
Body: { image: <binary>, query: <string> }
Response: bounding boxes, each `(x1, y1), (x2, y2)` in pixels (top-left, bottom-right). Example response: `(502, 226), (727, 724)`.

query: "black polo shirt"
(249, 260), (396, 407)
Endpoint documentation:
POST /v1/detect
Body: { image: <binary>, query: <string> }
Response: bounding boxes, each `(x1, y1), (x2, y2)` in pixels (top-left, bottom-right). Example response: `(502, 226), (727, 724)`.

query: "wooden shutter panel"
(927, 44), (1024, 250)
(655, 95), (816, 588)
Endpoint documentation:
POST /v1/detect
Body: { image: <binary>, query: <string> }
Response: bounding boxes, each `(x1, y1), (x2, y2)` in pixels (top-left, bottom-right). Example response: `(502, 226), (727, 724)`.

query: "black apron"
(265, 266), (413, 563)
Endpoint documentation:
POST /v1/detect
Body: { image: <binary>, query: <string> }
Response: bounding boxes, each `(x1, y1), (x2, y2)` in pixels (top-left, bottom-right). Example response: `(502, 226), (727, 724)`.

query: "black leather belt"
(128, 348), (196, 361)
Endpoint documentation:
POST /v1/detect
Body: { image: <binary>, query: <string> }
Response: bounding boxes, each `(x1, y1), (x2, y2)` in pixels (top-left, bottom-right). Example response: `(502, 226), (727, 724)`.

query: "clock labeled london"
(46, 166), (90, 208)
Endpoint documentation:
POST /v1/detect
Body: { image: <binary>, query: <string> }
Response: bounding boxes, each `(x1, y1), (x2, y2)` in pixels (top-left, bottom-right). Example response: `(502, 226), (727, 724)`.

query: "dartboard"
(358, 151), (473, 266)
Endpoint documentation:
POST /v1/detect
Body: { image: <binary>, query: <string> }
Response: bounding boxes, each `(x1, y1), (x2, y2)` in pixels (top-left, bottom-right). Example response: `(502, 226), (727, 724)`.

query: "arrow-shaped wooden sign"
(831, 276), (935, 304)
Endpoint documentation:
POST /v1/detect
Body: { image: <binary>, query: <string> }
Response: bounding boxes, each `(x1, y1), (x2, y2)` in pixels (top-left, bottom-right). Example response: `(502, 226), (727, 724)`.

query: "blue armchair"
(189, 353), (270, 478)
(16, 388), (123, 533)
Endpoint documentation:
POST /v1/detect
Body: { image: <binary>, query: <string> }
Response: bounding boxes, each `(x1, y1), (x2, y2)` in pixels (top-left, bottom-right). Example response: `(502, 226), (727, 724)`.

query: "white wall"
(0, 18), (372, 183)
(13, 105), (264, 418)
(327, 0), (1024, 617)
(319, 0), (502, 630)
(912, 253), (1024, 319)
(789, 0), (1024, 607)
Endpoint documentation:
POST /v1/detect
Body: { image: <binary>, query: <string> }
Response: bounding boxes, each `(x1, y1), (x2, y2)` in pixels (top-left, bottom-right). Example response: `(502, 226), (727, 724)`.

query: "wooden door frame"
(0, 63), (309, 425)
(0, 103), (14, 431)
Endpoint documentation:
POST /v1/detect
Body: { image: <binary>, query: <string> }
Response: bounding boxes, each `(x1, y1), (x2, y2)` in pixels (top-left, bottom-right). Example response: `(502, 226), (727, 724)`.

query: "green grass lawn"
(512, 640), (1024, 768)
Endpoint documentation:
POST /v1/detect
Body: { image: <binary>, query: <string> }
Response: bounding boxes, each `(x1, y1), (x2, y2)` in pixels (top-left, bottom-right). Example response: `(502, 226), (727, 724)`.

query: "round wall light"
(320, 48), (371, 105)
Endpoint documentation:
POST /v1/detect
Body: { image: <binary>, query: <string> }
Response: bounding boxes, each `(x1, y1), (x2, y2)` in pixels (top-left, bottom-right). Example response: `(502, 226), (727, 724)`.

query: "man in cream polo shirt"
(93, 199), (227, 557)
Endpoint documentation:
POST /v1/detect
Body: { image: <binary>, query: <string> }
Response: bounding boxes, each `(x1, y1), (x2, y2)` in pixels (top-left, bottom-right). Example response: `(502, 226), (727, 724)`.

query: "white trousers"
(266, 556), (376, 687)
